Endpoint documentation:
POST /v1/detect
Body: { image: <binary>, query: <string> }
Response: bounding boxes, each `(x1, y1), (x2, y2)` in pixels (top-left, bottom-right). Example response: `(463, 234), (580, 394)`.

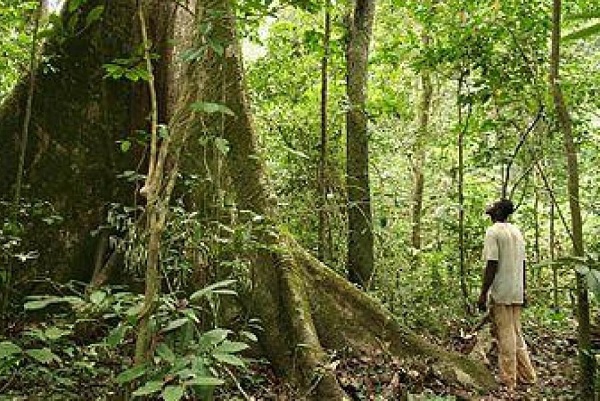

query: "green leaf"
(85, 5), (105, 28)
(120, 140), (132, 152)
(25, 328), (46, 341)
(190, 102), (235, 116)
(126, 303), (143, 318)
(214, 137), (229, 155)
(176, 368), (196, 380)
(199, 329), (230, 347)
(161, 318), (189, 333)
(283, 145), (309, 160)
(44, 326), (72, 340)
(158, 124), (169, 139)
(563, 22), (600, 41)
(0, 341), (22, 359)
(212, 289), (237, 296)
(156, 343), (176, 364)
(67, 14), (79, 32)
(90, 290), (107, 305)
(185, 376), (225, 386)
(180, 47), (206, 62)
(125, 70), (141, 81)
(105, 324), (128, 347)
(587, 269), (600, 295)
(68, 0), (86, 13)
(26, 348), (61, 364)
(213, 340), (249, 354)
(24, 297), (67, 310)
(132, 380), (163, 397)
(565, 12), (600, 20)
(162, 385), (185, 401)
(240, 330), (257, 342)
(209, 41), (224, 56)
(212, 352), (245, 366)
(190, 280), (237, 301)
(116, 365), (147, 384)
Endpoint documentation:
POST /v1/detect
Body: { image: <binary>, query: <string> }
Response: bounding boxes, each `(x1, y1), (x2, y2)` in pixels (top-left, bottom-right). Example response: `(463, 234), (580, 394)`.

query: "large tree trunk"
(0, 0), (174, 287)
(1, 1), (495, 398)
(195, 0), (494, 398)
(549, 0), (596, 397)
(346, 0), (376, 287)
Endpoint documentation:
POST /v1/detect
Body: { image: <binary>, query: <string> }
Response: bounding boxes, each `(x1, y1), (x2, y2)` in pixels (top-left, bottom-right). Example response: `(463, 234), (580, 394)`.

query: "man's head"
(485, 198), (515, 222)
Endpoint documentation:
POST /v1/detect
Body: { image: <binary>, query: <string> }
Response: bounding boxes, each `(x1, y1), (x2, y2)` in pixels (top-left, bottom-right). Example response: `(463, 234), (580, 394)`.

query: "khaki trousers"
(491, 303), (537, 388)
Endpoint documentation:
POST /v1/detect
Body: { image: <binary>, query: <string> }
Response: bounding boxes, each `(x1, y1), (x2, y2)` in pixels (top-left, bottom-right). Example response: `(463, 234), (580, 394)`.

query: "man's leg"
(512, 306), (537, 384)
(492, 304), (517, 389)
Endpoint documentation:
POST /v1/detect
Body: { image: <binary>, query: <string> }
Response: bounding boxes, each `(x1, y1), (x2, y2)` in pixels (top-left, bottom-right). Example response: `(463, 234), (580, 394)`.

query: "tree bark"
(550, 199), (559, 311)
(550, 0), (596, 397)
(0, 0), (173, 286)
(457, 72), (470, 311)
(346, 0), (376, 288)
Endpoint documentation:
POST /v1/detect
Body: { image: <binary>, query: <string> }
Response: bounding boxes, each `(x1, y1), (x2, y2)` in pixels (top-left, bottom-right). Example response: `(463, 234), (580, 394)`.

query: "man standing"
(477, 199), (537, 390)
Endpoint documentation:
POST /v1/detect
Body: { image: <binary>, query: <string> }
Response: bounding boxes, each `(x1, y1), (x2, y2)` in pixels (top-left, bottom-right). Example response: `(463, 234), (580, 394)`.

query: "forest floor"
(226, 311), (584, 400)
(0, 303), (589, 400)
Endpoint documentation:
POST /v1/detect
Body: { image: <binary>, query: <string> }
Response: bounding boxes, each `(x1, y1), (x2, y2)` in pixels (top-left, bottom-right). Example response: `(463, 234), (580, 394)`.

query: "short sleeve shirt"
(483, 222), (525, 304)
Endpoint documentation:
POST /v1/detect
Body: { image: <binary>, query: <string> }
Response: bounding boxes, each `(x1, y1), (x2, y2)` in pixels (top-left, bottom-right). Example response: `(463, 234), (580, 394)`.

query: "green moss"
(0, 1), (153, 286)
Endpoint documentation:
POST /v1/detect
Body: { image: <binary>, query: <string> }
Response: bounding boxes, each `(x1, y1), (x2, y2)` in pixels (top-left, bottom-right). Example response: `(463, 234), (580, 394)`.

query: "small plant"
(113, 279), (255, 401)
(0, 279), (256, 399)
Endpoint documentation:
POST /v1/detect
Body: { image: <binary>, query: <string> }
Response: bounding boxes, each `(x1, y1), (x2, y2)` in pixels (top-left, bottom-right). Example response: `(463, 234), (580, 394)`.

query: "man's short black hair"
(486, 198), (515, 221)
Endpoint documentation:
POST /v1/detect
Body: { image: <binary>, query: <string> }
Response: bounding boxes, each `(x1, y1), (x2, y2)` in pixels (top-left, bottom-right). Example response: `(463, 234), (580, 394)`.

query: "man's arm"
(478, 260), (498, 312)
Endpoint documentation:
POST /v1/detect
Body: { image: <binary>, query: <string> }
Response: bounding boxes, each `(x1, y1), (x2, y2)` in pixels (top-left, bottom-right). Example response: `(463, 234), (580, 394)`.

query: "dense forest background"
(0, 0), (599, 399)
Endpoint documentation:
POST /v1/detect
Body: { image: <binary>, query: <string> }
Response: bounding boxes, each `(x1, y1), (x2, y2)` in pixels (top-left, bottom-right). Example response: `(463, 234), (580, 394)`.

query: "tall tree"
(318, 1), (331, 263)
(457, 71), (470, 310)
(346, 0), (376, 287)
(549, 0), (596, 397)
(410, 26), (433, 260)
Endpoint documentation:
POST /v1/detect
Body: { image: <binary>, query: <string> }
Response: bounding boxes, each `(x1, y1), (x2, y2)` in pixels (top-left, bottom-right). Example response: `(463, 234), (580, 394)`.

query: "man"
(477, 198), (536, 390)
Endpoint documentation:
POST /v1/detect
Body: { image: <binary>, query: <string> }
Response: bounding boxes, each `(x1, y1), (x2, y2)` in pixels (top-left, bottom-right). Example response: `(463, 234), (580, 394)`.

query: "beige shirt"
(483, 222), (525, 305)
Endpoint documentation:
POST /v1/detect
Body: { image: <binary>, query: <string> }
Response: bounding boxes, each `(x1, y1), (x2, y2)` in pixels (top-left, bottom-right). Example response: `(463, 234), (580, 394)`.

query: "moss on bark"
(0, 0), (173, 285)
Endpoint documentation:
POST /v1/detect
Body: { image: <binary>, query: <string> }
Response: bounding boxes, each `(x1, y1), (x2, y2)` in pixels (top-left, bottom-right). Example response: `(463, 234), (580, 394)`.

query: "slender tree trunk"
(410, 28), (433, 264)
(134, 0), (162, 364)
(550, 0), (596, 397)
(346, 0), (376, 288)
(550, 200), (559, 311)
(13, 1), (41, 217)
(457, 73), (470, 310)
(1, 0), (42, 314)
(318, 3), (331, 263)
(532, 171), (541, 284)
(533, 172), (541, 265)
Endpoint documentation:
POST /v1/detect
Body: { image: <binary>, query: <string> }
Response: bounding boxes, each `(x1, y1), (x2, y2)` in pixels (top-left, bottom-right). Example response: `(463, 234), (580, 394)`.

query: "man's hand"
(477, 293), (487, 313)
